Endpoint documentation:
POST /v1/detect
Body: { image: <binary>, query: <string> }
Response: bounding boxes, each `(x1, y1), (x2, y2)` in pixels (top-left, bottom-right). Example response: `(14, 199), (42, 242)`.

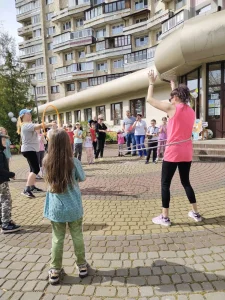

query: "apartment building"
(16, 0), (225, 136)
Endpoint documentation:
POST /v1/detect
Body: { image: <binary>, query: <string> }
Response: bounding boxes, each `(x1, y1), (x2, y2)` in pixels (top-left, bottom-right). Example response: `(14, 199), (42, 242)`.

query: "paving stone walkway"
(1, 148), (225, 300)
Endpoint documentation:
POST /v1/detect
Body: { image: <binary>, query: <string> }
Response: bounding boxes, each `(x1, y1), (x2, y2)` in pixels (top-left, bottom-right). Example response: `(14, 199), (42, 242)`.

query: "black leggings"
(95, 139), (105, 159)
(146, 140), (158, 162)
(161, 161), (196, 208)
(22, 151), (40, 175)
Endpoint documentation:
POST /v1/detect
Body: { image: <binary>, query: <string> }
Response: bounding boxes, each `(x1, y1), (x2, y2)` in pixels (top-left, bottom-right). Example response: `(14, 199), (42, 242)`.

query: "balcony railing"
(19, 44), (43, 58)
(96, 35), (131, 51)
(162, 10), (185, 34)
(91, 0), (105, 6)
(88, 72), (132, 86)
(124, 46), (156, 64)
(55, 62), (94, 77)
(53, 29), (94, 49)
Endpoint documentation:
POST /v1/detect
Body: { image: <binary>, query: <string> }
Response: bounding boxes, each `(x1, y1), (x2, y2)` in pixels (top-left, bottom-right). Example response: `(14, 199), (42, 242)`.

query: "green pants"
(51, 218), (86, 269)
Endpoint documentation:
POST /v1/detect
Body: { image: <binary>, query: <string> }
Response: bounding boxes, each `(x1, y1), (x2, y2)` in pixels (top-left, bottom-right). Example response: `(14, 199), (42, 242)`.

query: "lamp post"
(31, 79), (40, 123)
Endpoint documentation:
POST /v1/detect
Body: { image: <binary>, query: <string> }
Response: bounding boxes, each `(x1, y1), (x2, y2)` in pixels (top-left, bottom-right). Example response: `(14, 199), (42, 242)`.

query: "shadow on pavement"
(173, 216), (225, 228)
(80, 187), (139, 198)
(60, 259), (225, 293)
(11, 222), (108, 234)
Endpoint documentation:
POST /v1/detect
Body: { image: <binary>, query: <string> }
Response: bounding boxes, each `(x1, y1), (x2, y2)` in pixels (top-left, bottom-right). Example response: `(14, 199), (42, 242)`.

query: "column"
(201, 63), (207, 121)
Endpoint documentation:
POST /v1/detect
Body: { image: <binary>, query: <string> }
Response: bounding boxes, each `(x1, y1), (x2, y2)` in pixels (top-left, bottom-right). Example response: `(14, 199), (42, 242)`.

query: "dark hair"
(68, 124), (72, 128)
(137, 114), (142, 117)
(43, 129), (74, 193)
(151, 119), (156, 123)
(170, 84), (190, 104)
(162, 117), (167, 121)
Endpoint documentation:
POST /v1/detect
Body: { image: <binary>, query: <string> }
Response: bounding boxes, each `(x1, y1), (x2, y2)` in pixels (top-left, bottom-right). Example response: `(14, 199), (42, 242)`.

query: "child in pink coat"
(117, 130), (125, 157)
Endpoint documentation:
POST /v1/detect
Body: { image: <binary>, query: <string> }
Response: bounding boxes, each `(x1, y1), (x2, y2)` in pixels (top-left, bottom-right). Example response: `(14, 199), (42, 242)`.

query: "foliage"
(106, 131), (117, 143)
(0, 32), (35, 144)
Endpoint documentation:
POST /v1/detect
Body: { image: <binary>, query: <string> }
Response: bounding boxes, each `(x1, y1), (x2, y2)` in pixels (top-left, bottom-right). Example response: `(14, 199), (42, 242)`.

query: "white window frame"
(112, 24), (124, 35)
(135, 35), (149, 47)
(63, 21), (71, 31)
(113, 59), (124, 69)
(97, 62), (107, 71)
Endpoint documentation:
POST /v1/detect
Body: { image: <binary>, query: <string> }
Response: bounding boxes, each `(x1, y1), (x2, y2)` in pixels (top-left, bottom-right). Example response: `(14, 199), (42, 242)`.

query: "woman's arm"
(34, 123), (54, 130)
(146, 70), (175, 117)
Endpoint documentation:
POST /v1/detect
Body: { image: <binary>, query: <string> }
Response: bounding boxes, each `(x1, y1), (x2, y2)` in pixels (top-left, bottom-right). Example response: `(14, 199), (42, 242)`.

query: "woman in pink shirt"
(147, 70), (202, 226)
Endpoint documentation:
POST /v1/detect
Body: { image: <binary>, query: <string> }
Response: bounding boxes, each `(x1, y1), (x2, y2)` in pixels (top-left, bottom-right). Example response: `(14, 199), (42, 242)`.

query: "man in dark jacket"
(0, 133), (21, 233)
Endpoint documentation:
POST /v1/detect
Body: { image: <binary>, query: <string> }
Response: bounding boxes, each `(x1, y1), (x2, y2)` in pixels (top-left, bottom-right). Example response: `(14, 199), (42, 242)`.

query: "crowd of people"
(0, 70), (202, 285)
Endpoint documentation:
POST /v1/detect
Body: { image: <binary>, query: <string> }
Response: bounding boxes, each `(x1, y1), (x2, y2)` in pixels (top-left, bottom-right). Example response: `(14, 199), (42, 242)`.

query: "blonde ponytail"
(17, 117), (23, 135)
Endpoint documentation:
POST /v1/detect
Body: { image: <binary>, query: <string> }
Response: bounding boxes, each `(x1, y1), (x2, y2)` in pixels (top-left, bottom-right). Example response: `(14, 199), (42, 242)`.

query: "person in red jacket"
(90, 122), (97, 156)
(67, 124), (74, 153)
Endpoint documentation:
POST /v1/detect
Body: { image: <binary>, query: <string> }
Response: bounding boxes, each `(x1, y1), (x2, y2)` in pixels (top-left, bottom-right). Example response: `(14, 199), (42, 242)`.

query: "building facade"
(16, 0), (225, 136)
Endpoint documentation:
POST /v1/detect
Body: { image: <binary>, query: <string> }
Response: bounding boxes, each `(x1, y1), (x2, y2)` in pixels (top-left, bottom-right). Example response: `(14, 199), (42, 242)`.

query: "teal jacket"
(44, 158), (86, 223)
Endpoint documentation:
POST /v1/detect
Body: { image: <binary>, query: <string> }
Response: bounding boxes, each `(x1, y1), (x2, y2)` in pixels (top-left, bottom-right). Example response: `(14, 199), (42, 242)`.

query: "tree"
(0, 31), (35, 144)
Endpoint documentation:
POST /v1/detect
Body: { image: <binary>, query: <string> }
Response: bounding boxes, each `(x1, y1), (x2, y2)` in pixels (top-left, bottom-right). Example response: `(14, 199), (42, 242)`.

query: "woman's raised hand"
(170, 80), (176, 90)
(148, 70), (157, 85)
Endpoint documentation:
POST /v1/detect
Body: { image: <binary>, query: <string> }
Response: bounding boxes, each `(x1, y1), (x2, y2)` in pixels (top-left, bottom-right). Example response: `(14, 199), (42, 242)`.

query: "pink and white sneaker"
(152, 214), (171, 226)
(188, 211), (202, 222)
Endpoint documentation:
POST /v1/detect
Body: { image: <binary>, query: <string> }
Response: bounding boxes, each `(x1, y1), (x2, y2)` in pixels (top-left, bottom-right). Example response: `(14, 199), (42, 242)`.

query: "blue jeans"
(126, 133), (136, 154)
(135, 135), (147, 157)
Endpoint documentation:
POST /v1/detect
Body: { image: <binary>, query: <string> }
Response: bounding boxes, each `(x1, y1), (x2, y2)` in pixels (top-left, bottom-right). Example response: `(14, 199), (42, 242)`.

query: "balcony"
(84, 0), (131, 28)
(160, 9), (189, 38)
(86, 35), (131, 61)
(19, 44), (43, 62)
(16, 0), (40, 22)
(88, 71), (132, 86)
(147, 9), (172, 30)
(123, 46), (156, 72)
(55, 62), (94, 83)
(18, 36), (42, 49)
(52, 0), (90, 22)
(53, 29), (95, 52)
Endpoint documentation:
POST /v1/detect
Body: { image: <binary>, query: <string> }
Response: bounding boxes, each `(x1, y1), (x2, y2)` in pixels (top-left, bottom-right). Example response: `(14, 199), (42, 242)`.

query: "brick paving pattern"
(1, 147), (225, 299)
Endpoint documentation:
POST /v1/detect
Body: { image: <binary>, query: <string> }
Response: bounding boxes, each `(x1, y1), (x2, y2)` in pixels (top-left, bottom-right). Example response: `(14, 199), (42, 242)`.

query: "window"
(16, 1), (39, 15)
(85, 6), (103, 20)
(84, 108), (92, 121)
(105, 0), (125, 13)
(51, 85), (60, 93)
(65, 52), (73, 61)
(135, 36), (148, 47)
(19, 44), (42, 56)
(66, 112), (72, 123)
(91, 0), (104, 5)
(135, 0), (147, 10)
(76, 18), (84, 27)
(112, 24), (124, 35)
(135, 17), (147, 23)
(36, 57), (44, 66)
(66, 83), (75, 91)
(36, 72), (44, 80)
(96, 106), (105, 119)
(63, 21), (71, 31)
(48, 42), (53, 50)
(33, 29), (41, 37)
(114, 35), (131, 47)
(97, 62), (107, 71)
(156, 30), (162, 41)
(74, 110), (81, 122)
(46, 0), (54, 4)
(47, 26), (55, 35)
(88, 72), (131, 86)
(113, 59), (123, 69)
(46, 12), (54, 20)
(49, 56), (57, 64)
(96, 28), (106, 38)
(197, 4), (211, 15)
(32, 15), (40, 24)
(111, 102), (123, 125)
(130, 98), (145, 117)
(36, 86), (46, 95)
(79, 81), (88, 90)
(175, 0), (186, 10)
(79, 51), (85, 58)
